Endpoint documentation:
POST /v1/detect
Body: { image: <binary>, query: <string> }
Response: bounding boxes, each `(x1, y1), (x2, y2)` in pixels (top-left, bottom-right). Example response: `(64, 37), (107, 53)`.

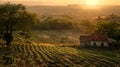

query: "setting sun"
(85, 0), (99, 5)
(81, 0), (101, 9)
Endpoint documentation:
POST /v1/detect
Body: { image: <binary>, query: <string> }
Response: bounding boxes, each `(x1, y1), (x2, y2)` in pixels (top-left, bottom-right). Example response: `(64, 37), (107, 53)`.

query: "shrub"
(1, 56), (16, 65)
(20, 60), (25, 67)
(26, 57), (33, 63)
(0, 65), (4, 67)
(8, 64), (16, 67)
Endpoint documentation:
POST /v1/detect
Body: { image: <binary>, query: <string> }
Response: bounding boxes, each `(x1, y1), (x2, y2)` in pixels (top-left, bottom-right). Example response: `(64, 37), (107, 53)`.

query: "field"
(0, 43), (120, 67)
(14, 30), (81, 46)
(0, 30), (120, 67)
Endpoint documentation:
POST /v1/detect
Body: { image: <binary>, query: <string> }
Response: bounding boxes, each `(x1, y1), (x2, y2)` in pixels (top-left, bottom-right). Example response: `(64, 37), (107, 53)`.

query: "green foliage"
(26, 57), (33, 63)
(0, 2), (26, 32)
(1, 55), (16, 65)
(33, 16), (73, 30)
(8, 64), (16, 67)
(16, 11), (39, 33)
(95, 14), (120, 41)
(0, 65), (4, 67)
(0, 2), (39, 37)
(20, 60), (25, 67)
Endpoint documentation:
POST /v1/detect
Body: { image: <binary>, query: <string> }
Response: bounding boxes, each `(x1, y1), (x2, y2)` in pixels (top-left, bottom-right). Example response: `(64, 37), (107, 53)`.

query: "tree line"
(33, 16), (73, 30)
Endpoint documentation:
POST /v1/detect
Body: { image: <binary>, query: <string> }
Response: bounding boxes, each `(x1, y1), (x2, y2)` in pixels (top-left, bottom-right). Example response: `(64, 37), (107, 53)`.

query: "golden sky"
(0, 0), (120, 6)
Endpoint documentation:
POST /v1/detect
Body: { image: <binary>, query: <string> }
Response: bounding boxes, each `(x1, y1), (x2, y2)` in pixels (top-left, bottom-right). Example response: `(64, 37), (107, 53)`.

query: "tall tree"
(95, 14), (120, 41)
(0, 3), (39, 46)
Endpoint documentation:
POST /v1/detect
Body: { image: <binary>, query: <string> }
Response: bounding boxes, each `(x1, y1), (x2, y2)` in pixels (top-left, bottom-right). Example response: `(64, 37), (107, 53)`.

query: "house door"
(101, 42), (104, 47)
(94, 42), (96, 47)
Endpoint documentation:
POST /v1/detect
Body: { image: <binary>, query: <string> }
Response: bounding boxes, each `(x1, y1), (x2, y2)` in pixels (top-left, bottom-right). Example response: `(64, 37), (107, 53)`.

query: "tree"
(95, 14), (120, 41)
(80, 20), (94, 33)
(34, 16), (73, 30)
(0, 3), (39, 46)
(17, 11), (39, 34)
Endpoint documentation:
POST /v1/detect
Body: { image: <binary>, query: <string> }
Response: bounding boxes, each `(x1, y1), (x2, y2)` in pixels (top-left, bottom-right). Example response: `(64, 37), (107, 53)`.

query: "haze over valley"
(27, 5), (120, 20)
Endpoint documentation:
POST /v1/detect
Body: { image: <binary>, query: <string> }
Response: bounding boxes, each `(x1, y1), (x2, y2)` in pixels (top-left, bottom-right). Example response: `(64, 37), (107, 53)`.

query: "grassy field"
(0, 30), (120, 67)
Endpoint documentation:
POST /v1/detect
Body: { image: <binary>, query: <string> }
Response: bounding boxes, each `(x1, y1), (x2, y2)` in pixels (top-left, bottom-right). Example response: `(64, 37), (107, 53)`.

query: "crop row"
(13, 44), (119, 67)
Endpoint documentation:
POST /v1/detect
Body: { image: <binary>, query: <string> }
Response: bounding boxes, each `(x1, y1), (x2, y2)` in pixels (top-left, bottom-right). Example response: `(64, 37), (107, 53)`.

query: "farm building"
(80, 34), (90, 46)
(80, 32), (115, 47)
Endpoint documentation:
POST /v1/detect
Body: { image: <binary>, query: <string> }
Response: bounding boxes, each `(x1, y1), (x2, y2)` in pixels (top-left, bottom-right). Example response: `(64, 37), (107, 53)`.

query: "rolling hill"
(27, 5), (120, 20)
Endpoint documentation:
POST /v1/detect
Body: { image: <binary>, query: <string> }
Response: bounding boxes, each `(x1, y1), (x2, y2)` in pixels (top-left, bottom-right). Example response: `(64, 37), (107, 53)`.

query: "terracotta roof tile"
(80, 32), (108, 42)
(90, 32), (108, 41)
(80, 36), (90, 42)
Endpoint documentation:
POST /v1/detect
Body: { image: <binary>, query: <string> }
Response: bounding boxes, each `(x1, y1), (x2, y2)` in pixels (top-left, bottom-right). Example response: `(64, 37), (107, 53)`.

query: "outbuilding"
(80, 32), (111, 47)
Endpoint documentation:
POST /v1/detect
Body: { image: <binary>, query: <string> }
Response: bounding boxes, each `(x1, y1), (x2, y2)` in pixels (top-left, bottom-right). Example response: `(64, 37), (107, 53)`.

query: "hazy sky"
(0, 0), (120, 6)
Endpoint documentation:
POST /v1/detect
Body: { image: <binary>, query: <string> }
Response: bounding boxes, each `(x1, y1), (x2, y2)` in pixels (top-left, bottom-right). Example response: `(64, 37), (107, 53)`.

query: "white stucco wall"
(80, 43), (85, 46)
(90, 41), (108, 47)
(80, 42), (90, 46)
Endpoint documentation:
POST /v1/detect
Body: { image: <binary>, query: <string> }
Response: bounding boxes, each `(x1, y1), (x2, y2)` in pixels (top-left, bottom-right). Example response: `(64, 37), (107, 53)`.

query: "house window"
(94, 42), (96, 47)
(101, 42), (104, 47)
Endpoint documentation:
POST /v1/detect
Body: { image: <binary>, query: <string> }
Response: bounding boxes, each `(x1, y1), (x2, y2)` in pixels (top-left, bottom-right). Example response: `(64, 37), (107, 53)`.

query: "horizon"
(0, 0), (120, 6)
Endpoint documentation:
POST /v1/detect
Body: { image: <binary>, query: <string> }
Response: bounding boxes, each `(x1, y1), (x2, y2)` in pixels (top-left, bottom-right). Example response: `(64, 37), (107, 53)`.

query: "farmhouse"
(80, 32), (110, 47)
(80, 34), (90, 46)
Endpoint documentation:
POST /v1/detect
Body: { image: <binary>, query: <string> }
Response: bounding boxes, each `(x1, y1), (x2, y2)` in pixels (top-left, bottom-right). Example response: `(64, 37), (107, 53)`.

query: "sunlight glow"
(0, 0), (120, 6)
(86, 0), (99, 5)
(81, 0), (101, 9)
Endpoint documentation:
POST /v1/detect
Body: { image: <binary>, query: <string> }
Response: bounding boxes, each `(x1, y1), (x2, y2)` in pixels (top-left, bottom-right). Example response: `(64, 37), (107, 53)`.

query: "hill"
(13, 30), (80, 46)
(27, 5), (120, 20)
(0, 30), (120, 66)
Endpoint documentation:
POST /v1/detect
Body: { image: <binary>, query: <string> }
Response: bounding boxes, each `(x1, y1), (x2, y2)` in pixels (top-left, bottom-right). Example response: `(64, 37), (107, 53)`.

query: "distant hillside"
(27, 5), (120, 19)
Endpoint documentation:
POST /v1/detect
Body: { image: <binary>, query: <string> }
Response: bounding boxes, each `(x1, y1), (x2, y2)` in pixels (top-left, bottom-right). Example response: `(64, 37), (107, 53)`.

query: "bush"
(26, 57), (33, 63)
(8, 64), (16, 67)
(20, 60), (25, 67)
(33, 16), (73, 30)
(1, 56), (16, 65)
(0, 65), (4, 67)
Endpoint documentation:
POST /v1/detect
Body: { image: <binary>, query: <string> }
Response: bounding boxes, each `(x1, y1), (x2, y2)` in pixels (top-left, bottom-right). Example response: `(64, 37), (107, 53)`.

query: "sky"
(0, 0), (120, 6)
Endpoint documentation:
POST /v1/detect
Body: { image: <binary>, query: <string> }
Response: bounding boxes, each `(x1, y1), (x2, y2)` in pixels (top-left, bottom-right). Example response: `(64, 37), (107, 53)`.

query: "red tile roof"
(80, 36), (90, 42)
(80, 32), (108, 42)
(90, 32), (108, 41)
